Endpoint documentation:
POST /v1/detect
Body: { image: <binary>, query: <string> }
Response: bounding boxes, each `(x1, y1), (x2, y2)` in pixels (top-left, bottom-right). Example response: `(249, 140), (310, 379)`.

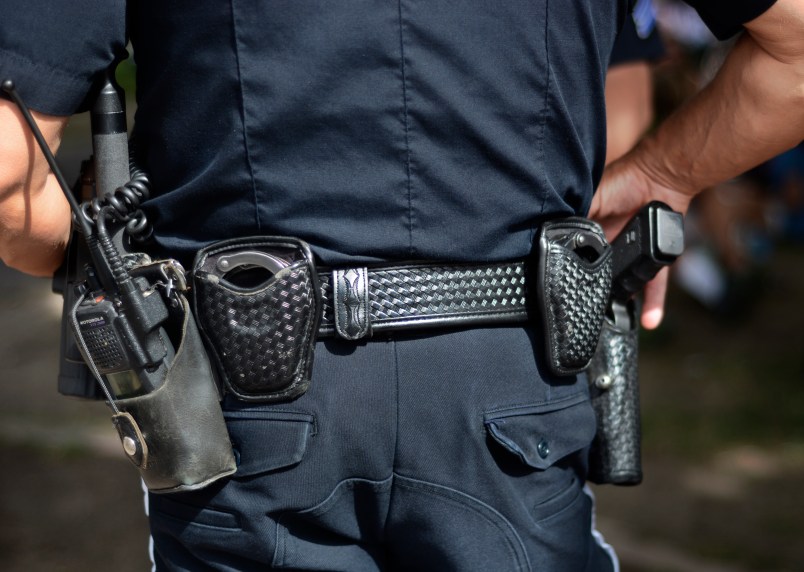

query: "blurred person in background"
(763, 142), (804, 242)
(2, 1), (804, 570)
(606, 0), (665, 167)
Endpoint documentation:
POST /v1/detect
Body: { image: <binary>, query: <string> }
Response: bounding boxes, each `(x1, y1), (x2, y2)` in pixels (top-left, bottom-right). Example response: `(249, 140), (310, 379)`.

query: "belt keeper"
(333, 267), (372, 340)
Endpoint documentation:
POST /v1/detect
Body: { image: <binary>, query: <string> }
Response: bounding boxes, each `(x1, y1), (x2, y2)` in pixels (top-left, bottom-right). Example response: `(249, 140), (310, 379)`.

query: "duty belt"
(317, 262), (531, 340)
(190, 223), (612, 402)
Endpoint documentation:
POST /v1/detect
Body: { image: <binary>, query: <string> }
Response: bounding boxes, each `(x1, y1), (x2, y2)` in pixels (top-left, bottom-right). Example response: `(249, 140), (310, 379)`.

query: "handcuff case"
(192, 236), (321, 402)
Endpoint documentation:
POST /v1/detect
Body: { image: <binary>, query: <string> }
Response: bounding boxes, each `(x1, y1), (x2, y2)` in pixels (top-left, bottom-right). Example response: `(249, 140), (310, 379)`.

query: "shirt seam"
(531, 0), (552, 248)
(229, 0), (262, 232)
(397, 0), (416, 257)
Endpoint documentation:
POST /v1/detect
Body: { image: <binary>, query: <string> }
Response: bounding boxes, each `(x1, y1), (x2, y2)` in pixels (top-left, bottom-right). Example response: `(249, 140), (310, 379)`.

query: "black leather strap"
(318, 261), (531, 339)
(331, 267), (371, 340)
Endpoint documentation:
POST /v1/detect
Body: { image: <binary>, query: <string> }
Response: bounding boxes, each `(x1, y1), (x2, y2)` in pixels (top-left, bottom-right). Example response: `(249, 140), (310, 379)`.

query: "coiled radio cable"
(77, 152), (154, 243)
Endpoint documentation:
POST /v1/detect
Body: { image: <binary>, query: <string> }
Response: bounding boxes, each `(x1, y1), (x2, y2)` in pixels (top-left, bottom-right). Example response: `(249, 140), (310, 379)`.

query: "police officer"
(1, 1), (803, 570)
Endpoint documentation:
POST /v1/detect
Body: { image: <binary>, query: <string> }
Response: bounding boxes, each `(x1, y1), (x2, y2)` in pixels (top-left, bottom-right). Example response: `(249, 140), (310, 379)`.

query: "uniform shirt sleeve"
(684, 0), (778, 40)
(610, 0), (665, 67)
(0, 0), (127, 115)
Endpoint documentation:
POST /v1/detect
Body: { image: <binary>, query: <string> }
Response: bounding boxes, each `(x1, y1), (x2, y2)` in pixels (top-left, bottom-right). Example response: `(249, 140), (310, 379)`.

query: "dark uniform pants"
(148, 326), (617, 571)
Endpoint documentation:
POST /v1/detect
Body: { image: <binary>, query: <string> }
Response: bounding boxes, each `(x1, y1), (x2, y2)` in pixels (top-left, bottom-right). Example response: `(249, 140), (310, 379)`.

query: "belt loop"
(332, 267), (372, 340)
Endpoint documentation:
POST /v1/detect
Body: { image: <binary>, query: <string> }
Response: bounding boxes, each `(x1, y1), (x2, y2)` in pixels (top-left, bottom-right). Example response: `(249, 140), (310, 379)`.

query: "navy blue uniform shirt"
(0, 0), (776, 266)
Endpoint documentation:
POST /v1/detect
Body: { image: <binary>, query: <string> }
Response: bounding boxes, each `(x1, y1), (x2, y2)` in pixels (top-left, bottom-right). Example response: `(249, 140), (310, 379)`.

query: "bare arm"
(0, 99), (71, 276)
(591, 0), (804, 328)
(605, 61), (655, 166)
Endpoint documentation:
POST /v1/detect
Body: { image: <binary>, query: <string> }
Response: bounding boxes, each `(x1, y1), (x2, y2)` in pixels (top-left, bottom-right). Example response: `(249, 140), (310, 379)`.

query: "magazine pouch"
(537, 218), (613, 376)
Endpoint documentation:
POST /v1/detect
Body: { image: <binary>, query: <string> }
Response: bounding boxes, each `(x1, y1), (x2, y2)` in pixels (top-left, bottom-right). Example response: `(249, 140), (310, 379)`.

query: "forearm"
(592, 0), (804, 329)
(0, 100), (71, 276)
(631, 5), (804, 197)
(0, 175), (71, 276)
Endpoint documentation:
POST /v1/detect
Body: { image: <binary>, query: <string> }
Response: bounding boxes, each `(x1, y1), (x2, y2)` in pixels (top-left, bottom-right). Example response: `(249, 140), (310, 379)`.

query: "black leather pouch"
(192, 237), (321, 402)
(112, 294), (237, 493)
(537, 218), (613, 376)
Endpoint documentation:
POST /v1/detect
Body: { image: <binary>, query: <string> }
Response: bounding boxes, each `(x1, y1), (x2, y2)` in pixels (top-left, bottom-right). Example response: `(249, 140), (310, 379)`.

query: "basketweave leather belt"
(317, 261), (532, 340)
(190, 222), (611, 401)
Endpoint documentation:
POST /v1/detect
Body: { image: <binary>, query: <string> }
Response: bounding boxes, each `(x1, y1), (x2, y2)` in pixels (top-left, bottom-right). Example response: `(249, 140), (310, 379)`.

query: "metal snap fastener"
(537, 439), (550, 459)
(595, 375), (613, 390)
(122, 436), (138, 457)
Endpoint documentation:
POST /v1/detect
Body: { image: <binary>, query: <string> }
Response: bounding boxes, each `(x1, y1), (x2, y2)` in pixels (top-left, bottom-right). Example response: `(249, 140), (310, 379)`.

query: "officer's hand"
(590, 154), (693, 330)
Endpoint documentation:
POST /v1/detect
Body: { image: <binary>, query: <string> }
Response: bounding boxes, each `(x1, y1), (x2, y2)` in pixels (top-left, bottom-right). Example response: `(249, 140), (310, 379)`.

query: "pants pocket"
(223, 407), (315, 477)
(484, 391), (596, 523)
(484, 393), (600, 570)
(150, 493), (241, 532)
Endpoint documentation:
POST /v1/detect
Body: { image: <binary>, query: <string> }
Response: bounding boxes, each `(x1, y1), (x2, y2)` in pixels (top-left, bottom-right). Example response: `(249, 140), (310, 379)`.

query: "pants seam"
(388, 339), (401, 541)
(394, 474), (532, 571)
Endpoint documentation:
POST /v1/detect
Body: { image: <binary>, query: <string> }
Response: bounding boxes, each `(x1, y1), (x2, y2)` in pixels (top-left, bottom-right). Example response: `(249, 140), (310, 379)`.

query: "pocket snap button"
(537, 439), (550, 459)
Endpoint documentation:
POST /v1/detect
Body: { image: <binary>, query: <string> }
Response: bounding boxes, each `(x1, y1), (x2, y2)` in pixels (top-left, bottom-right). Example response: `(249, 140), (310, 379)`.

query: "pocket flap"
(484, 393), (595, 470)
(224, 410), (314, 476)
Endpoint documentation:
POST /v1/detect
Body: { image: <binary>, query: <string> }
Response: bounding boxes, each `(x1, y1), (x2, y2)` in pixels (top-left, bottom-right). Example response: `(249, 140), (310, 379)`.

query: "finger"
(641, 266), (669, 330)
(588, 189), (603, 219)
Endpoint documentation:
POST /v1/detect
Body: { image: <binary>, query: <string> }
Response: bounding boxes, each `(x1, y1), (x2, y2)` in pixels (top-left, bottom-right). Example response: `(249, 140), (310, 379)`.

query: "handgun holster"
(586, 300), (643, 485)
